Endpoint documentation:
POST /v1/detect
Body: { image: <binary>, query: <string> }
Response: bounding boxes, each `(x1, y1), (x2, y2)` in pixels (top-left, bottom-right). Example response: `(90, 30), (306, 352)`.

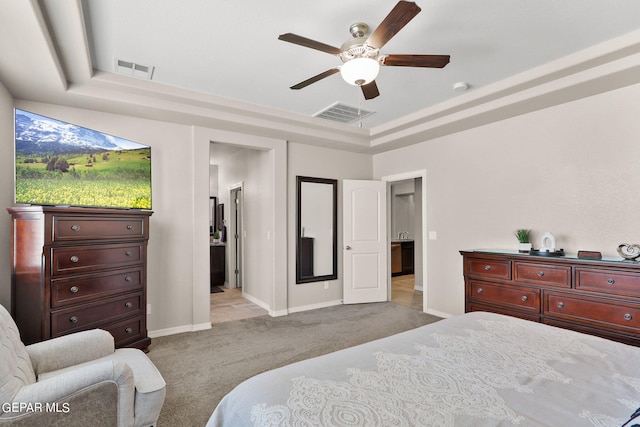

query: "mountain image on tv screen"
(14, 109), (151, 209)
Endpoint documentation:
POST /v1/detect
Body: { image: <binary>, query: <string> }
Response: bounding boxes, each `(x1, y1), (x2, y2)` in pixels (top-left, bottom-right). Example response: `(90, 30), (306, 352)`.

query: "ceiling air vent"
(313, 102), (375, 124)
(114, 59), (155, 80)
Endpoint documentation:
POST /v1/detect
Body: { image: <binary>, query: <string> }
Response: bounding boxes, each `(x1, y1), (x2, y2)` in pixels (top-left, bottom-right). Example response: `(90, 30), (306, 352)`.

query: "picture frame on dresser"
(7, 206), (153, 351)
(461, 249), (640, 347)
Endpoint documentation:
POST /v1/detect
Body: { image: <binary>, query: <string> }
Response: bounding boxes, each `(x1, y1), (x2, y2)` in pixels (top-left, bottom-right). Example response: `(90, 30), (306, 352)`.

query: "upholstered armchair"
(0, 304), (165, 426)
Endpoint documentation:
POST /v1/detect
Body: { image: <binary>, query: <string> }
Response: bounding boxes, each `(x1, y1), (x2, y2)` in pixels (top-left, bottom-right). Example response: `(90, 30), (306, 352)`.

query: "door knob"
(345, 246), (352, 250)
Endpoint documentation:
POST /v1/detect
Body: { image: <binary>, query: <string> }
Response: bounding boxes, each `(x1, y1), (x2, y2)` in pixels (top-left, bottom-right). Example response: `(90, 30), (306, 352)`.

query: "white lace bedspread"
(207, 312), (640, 426)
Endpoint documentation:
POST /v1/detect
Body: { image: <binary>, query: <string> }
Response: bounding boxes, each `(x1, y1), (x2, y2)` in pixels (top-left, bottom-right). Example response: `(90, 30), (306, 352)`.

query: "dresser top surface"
(461, 249), (640, 268)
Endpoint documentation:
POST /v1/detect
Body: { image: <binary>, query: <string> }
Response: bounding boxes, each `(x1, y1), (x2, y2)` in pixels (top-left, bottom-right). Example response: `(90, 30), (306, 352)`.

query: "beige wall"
(0, 81), (14, 309)
(373, 82), (640, 317)
(10, 100), (210, 334)
(2, 78), (638, 334)
(287, 142), (372, 311)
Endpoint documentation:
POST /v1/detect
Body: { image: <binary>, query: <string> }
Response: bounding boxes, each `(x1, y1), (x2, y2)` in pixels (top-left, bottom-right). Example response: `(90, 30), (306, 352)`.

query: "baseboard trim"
(242, 292), (270, 311)
(288, 299), (343, 314)
(148, 322), (212, 338)
(425, 308), (452, 318)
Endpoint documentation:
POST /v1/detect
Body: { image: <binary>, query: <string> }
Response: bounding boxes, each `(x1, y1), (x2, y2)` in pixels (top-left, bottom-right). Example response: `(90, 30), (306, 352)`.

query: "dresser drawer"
(51, 292), (144, 336)
(545, 292), (640, 332)
(51, 243), (144, 276)
(575, 268), (640, 297)
(51, 267), (144, 308)
(104, 316), (146, 347)
(466, 258), (511, 280)
(51, 216), (147, 243)
(468, 280), (540, 313)
(513, 262), (570, 288)
(467, 302), (541, 322)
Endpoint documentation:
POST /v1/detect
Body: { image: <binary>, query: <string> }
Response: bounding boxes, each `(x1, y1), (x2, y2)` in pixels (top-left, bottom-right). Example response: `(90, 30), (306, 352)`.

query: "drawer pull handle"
(557, 302), (565, 308)
(125, 327), (133, 334)
(477, 288), (484, 294)
(521, 296), (528, 302)
(71, 225), (80, 231)
(125, 302), (133, 308)
(70, 256), (79, 263)
(69, 316), (78, 323)
(125, 251), (133, 257)
(624, 313), (633, 321)
(70, 286), (79, 293)
(607, 278), (615, 285)
(124, 276), (132, 282)
(127, 225), (133, 230)
(484, 265), (491, 271)
(537, 271), (545, 277)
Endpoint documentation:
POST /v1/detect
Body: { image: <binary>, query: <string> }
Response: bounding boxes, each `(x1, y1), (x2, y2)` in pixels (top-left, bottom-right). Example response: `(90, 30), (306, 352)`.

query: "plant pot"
(518, 243), (532, 253)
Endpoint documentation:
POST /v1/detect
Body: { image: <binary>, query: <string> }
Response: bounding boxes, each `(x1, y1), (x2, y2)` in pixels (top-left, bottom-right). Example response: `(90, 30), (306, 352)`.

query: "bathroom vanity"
(391, 240), (414, 276)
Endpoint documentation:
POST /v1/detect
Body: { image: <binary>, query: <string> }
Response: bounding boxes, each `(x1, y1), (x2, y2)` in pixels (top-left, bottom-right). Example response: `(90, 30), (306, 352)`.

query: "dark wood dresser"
(210, 243), (225, 289)
(8, 206), (152, 350)
(461, 249), (640, 347)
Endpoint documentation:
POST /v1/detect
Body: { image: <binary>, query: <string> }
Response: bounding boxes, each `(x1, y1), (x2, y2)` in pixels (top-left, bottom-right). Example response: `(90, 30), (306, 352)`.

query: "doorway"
(383, 171), (426, 312)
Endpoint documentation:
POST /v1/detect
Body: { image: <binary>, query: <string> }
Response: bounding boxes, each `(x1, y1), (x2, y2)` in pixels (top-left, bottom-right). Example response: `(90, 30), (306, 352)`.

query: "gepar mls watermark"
(2, 402), (70, 414)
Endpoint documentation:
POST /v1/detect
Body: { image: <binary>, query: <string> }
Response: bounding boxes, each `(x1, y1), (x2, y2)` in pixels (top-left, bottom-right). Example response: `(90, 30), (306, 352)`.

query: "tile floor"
(390, 274), (423, 311)
(210, 275), (422, 324)
(210, 287), (268, 324)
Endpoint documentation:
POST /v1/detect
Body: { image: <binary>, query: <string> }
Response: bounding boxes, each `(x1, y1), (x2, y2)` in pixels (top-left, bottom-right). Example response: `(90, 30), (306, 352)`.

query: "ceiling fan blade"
(382, 54), (450, 68)
(361, 81), (380, 100)
(366, 1), (421, 49)
(290, 68), (340, 90)
(278, 33), (342, 55)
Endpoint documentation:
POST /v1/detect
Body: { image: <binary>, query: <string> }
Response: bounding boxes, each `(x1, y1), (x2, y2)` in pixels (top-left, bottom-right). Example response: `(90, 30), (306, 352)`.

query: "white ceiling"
(82, 0), (640, 129)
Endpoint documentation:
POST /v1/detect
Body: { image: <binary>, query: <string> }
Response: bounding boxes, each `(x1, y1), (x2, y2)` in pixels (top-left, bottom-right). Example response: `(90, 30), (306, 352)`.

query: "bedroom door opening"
(383, 171), (426, 312)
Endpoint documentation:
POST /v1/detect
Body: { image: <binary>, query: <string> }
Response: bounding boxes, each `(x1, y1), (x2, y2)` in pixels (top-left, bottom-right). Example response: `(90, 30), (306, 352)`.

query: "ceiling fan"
(278, 1), (450, 100)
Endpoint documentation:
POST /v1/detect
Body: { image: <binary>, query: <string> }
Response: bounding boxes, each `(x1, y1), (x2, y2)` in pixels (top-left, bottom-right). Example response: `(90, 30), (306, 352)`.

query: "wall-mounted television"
(14, 109), (152, 210)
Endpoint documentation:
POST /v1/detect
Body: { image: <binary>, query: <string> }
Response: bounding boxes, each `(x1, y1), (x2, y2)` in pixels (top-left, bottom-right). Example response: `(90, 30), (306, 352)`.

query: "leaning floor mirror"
(296, 176), (338, 284)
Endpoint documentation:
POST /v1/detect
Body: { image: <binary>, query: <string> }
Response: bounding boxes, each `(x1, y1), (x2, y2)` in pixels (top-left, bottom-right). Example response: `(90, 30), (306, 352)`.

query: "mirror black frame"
(296, 176), (338, 284)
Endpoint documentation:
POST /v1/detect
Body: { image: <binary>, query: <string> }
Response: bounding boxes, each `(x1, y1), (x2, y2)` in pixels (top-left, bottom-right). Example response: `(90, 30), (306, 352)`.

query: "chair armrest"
(7, 360), (135, 426)
(26, 329), (114, 375)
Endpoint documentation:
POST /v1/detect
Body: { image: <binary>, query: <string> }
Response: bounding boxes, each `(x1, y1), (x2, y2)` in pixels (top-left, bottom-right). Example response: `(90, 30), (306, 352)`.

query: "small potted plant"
(212, 230), (221, 243)
(514, 229), (532, 253)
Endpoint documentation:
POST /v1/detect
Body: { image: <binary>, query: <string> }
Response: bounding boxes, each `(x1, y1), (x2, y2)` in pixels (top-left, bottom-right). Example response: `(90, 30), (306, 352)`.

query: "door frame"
(229, 182), (244, 289)
(381, 170), (427, 311)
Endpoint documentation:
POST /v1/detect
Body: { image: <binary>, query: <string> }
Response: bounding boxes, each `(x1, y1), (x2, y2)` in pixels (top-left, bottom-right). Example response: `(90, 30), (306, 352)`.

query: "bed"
(207, 311), (640, 426)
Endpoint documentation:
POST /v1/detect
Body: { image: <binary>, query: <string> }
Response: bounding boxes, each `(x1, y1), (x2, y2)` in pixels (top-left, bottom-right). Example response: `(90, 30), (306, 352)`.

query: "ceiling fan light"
(340, 58), (380, 86)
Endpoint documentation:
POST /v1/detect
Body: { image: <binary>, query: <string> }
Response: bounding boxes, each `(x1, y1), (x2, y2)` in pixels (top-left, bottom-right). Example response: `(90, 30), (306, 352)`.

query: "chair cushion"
(0, 305), (36, 408)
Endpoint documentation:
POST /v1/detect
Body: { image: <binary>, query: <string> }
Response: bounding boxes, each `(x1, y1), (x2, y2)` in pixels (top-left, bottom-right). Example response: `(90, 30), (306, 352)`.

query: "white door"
(343, 179), (388, 304)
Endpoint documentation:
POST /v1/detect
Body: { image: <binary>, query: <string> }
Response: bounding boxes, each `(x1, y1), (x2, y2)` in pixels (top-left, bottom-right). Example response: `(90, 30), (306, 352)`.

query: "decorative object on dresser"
(577, 250), (603, 260)
(461, 249), (640, 347)
(529, 231), (565, 256)
(7, 206), (153, 350)
(513, 229), (531, 253)
(617, 243), (640, 260)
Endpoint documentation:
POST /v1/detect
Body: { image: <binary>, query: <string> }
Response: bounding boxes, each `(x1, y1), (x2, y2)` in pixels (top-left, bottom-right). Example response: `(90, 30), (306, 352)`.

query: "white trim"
(148, 322), (212, 338)
(242, 291), (270, 311)
(382, 170), (428, 313)
(425, 309), (452, 319)
(270, 309), (289, 317)
(288, 299), (343, 314)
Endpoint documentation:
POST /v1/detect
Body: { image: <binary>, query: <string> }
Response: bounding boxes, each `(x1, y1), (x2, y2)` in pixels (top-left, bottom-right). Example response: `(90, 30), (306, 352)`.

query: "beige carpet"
(147, 302), (441, 426)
